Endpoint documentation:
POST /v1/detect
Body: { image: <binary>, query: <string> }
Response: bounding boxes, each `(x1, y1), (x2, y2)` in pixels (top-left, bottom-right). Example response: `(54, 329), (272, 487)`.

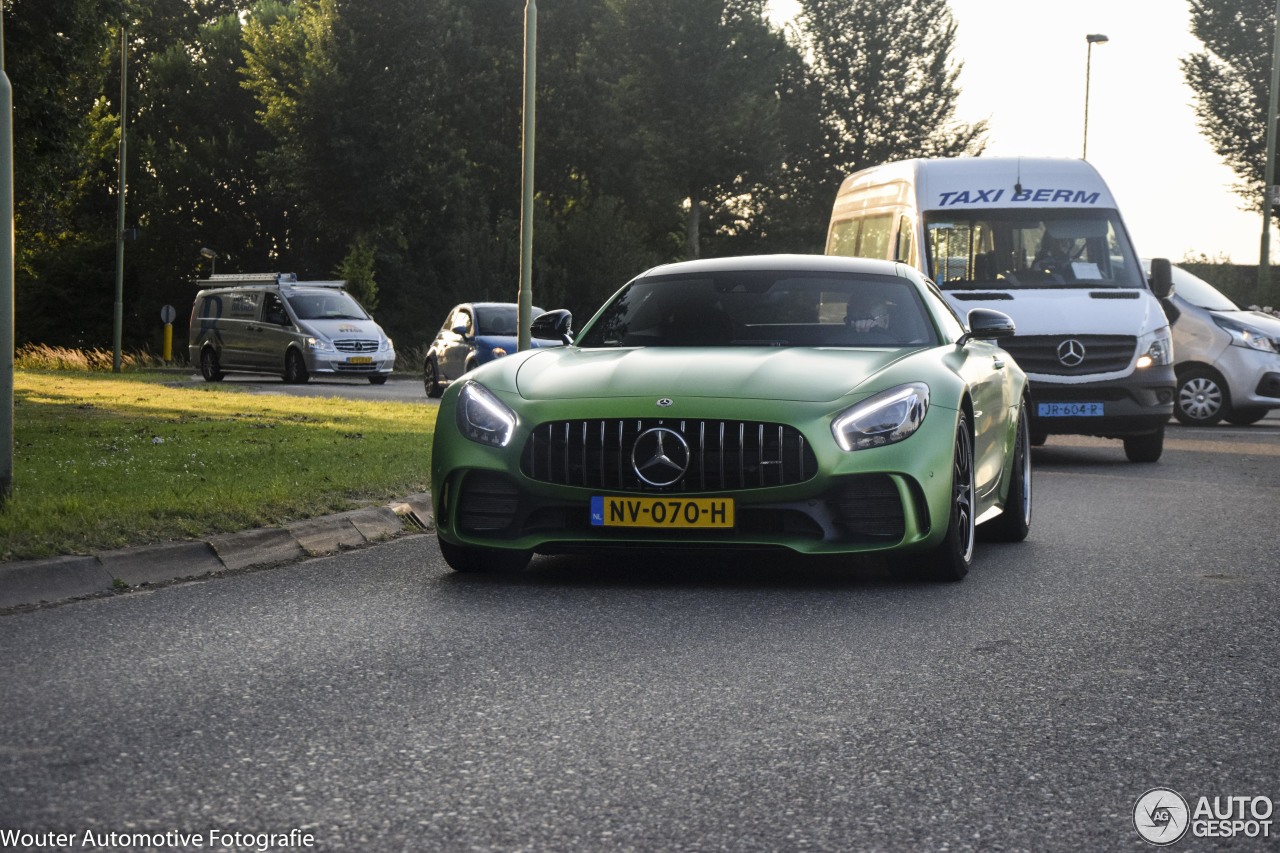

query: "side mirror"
(451, 322), (468, 337)
(961, 308), (1016, 345)
(1149, 257), (1173, 299)
(530, 308), (574, 344)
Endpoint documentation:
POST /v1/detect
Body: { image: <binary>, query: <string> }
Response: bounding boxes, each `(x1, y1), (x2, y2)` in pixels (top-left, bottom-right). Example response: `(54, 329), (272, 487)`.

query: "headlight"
(1215, 317), (1279, 353)
(381, 336), (395, 353)
(456, 381), (517, 447)
(306, 337), (332, 352)
(832, 382), (930, 451)
(1136, 327), (1174, 368)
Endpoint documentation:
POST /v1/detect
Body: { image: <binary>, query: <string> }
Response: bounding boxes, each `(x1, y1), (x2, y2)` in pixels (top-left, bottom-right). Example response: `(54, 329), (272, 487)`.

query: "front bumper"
(1027, 367), (1174, 437)
(305, 354), (395, 376)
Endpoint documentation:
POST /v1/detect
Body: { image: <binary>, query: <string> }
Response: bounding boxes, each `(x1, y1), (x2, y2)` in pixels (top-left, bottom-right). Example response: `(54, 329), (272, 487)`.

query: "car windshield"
(576, 270), (938, 348)
(924, 209), (1145, 290)
(1171, 267), (1240, 311)
(475, 305), (545, 337)
(286, 290), (370, 321)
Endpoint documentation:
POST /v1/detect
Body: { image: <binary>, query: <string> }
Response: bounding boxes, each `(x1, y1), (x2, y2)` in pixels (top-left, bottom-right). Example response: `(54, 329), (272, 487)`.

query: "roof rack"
(197, 273), (348, 290)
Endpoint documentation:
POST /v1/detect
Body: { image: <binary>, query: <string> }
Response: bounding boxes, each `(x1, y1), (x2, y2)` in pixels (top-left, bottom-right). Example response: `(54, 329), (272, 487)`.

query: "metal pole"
(112, 25), (127, 372)
(1083, 41), (1093, 159)
(1258, 0), (1280, 294)
(0, 11), (15, 504)
(517, 0), (536, 352)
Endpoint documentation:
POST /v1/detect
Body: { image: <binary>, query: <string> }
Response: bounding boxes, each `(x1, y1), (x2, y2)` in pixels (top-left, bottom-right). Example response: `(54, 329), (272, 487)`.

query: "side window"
(924, 280), (967, 341)
(450, 309), (473, 335)
(228, 292), (261, 320)
(895, 215), (915, 264)
(263, 293), (289, 325)
(827, 214), (895, 260)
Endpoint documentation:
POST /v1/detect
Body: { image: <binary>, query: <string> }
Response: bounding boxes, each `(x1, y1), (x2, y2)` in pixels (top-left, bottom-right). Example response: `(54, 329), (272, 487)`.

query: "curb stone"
(0, 492), (435, 613)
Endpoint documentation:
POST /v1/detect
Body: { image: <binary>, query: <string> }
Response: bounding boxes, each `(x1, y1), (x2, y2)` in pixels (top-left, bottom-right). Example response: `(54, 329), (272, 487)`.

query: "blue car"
(424, 302), (569, 398)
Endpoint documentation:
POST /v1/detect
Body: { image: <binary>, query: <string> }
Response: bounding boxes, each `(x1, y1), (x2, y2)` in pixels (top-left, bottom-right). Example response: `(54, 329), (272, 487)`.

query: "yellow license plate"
(590, 496), (734, 529)
(347, 356), (373, 365)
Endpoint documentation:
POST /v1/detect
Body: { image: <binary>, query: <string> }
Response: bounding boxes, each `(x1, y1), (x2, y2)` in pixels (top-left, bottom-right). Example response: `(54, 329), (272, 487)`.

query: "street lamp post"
(200, 247), (218, 277)
(1082, 33), (1109, 159)
(517, 0), (536, 352)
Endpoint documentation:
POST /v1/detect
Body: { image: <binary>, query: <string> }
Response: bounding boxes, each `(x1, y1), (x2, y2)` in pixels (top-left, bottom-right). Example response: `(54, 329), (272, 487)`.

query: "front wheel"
(424, 358), (443, 398)
(926, 412), (976, 582)
(368, 375), (388, 385)
(438, 538), (531, 574)
(982, 403), (1032, 543)
(1174, 367), (1226, 426)
(1123, 427), (1164, 463)
(199, 347), (224, 382)
(283, 350), (310, 384)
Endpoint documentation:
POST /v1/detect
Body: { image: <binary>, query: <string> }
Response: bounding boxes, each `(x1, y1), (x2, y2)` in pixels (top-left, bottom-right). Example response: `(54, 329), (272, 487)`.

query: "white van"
(826, 157), (1175, 462)
(189, 273), (395, 384)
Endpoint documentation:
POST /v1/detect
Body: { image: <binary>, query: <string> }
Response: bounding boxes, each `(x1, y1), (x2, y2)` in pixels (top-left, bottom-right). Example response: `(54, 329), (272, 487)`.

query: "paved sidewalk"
(0, 493), (434, 613)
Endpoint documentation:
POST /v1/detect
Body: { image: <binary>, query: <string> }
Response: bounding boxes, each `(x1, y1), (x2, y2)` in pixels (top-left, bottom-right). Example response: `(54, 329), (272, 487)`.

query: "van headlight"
(380, 336), (395, 353)
(1215, 317), (1279, 353)
(457, 381), (517, 447)
(832, 383), (930, 451)
(306, 337), (333, 352)
(1136, 327), (1173, 368)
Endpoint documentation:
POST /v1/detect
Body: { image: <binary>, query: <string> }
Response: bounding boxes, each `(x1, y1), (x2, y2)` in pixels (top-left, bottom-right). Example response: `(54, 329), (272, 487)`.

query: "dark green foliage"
(1182, 0), (1275, 211)
(10, 0), (979, 353)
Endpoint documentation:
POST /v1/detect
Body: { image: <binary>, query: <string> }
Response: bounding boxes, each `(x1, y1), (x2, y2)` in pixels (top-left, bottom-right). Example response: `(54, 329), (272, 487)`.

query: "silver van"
(1145, 261), (1280, 425)
(189, 273), (395, 384)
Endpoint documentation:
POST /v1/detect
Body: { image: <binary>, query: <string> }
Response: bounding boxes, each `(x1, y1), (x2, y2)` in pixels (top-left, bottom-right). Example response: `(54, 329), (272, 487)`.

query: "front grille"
(333, 339), (379, 353)
(1000, 335), (1135, 376)
(521, 419), (818, 492)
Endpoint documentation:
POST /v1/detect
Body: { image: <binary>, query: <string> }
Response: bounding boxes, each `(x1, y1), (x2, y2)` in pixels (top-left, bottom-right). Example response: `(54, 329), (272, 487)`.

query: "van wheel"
(1174, 367), (1226, 425)
(283, 350), (310, 384)
(1123, 427), (1164, 463)
(368, 375), (388, 385)
(200, 348), (224, 382)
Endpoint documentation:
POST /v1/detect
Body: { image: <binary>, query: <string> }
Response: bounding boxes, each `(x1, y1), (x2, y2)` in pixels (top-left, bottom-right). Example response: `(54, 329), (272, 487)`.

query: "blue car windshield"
(576, 271), (938, 348)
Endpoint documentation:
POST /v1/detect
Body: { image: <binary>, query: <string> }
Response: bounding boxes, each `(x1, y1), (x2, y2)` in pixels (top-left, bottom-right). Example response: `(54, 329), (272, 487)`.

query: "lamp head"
(1086, 33), (1109, 44)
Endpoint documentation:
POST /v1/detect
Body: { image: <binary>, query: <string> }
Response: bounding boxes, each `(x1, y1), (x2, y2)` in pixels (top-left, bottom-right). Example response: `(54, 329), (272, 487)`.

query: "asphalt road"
(1, 422), (1277, 852)
(173, 372), (431, 403)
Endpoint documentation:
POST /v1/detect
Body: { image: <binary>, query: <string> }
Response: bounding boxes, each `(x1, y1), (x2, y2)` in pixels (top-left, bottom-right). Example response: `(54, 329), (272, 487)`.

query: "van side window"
(895, 215), (914, 264)
(826, 213), (895, 260)
(228, 292), (261, 320)
(263, 293), (289, 326)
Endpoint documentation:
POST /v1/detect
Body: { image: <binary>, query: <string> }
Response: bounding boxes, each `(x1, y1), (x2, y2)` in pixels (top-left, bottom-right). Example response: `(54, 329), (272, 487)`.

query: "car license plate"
(1038, 402), (1105, 417)
(590, 496), (734, 529)
(347, 356), (373, 365)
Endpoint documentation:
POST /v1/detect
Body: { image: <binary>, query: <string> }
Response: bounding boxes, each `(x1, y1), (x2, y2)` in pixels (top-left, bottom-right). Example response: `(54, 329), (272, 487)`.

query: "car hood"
(299, 319), (383, 338)
(942, 289), (1163, 335)
(513, 346), (916, 403)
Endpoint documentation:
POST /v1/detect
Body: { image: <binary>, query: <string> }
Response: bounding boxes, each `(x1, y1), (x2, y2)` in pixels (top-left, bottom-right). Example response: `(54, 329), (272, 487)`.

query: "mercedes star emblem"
(631, 427), (690, 487)
(1057, 338), (1087, 368)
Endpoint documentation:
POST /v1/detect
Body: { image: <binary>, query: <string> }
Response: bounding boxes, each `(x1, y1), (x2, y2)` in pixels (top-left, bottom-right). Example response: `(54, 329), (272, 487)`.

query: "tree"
(1182, 0), (1275, 211)
(798, 0), (986, 205)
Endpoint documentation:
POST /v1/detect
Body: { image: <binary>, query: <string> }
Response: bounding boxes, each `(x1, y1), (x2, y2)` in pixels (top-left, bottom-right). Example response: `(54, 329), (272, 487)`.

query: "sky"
(769, 0), (1265, 263)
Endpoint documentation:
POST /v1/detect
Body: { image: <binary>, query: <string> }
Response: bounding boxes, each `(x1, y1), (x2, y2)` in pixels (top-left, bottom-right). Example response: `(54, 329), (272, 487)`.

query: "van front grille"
(521, 419), (818, 493)
(1000, 335), (1135, 376)
(334, 339), (379, 353)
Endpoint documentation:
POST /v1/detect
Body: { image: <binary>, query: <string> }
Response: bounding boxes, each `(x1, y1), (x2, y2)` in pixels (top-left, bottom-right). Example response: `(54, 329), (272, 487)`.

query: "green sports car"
(431, 254), (1032, 580)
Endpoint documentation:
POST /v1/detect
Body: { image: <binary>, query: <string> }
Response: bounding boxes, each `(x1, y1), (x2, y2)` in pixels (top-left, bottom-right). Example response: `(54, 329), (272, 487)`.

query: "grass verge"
(1, 370), (435, 561)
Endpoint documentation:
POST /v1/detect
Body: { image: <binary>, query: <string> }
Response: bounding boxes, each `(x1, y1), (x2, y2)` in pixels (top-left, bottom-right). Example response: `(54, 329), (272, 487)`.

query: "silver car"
(1154, 262), (1280, 425)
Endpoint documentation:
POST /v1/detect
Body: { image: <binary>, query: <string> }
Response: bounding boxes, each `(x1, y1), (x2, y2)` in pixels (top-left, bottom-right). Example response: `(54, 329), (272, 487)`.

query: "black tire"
(368, 375), (388, 385)
(1030, 433), (1048, 447)
(424, 358), (443, 398)
(982, 403), (1032, 542)
(438, 537), (531, 574)
(1224, 408), (1268, 426)
(283, 350), (310, 384)
(199, 347), (224, 382)
(926, 412), (976, 582)
(1123, 426), (1164, 463)
(1174, 367), (1227, 426)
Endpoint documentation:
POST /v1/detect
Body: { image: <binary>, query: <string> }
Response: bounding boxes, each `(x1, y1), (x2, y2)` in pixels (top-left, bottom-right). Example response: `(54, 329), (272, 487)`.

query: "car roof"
(636, 253), (912, 280)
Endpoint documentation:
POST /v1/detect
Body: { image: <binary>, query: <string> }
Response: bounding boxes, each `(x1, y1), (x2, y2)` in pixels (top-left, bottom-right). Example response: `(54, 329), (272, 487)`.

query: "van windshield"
(285, 290), (370, 321)
(923, 209), (1145, 290)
